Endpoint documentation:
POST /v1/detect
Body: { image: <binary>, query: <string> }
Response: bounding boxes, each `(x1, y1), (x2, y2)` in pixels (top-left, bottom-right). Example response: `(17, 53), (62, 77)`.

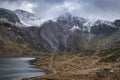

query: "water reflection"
(0, 57), (45, 80)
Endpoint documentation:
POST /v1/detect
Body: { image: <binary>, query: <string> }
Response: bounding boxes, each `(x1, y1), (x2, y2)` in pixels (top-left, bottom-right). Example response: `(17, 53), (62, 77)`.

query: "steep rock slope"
(0, 22), (37, 56)
(15, 9), (41, 26)
(38, 14), (120, 52)
(0, 8), (20, 23)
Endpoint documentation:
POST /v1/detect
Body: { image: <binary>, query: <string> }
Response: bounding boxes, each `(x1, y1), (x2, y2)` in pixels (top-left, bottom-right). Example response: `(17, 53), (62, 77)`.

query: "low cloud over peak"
(0, 0), (120, 21)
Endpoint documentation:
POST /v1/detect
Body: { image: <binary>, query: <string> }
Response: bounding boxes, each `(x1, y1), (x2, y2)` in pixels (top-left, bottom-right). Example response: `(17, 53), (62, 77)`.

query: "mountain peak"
(57, 13), (86, 23)
(15, 9), (41, 26)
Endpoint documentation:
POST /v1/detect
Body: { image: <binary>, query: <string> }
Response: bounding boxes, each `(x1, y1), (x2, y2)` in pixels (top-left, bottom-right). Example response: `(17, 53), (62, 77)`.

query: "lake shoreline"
(23, 53), (120, 80)
(0, 57), (46, 80)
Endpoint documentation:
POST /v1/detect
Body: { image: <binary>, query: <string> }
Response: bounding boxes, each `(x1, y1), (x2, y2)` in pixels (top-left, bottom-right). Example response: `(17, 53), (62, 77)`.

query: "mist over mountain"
(0, 8), (20, 23)
(1, 0), (120, 21)
(15, 9), (41, 26)
(0, 8), (120, 55)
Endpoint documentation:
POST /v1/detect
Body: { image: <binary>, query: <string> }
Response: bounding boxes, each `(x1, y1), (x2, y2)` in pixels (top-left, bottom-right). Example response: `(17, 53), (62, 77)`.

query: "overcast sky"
(0, 0), (120, 21)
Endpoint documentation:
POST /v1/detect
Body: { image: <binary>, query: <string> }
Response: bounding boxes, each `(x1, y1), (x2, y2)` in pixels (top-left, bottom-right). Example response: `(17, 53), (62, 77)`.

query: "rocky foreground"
(23, 47), (120, 80)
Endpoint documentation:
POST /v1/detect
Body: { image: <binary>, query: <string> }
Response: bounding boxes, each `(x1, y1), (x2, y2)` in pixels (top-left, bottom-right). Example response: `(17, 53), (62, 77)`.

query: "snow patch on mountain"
(70, 26), (81, 32)
(84, 19), (116, 27)
(83, 19), (117, 32)
(15, 9), (41, 27)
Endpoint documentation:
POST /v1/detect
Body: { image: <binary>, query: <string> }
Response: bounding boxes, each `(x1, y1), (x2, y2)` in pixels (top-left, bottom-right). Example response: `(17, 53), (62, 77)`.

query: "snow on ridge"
(21, 20), (41, 27)
(84, 19), (116, 27)
(15, 10), (41, 27)
(70, 25), (81, 32)
(83, 20), (95, 27)
(83, 19), (117, 32)
(0, 18), (24, 27)
(101, 20), (117, 28)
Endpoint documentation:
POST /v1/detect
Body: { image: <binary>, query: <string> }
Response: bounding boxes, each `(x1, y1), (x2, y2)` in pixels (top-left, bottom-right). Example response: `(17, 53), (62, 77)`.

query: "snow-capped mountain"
(56, 13), (87, 32)
(15, 9), (41, 26)
(84, 19), (115, 27)
(83, 19), (117, 33)
(0, 8), (120, 53)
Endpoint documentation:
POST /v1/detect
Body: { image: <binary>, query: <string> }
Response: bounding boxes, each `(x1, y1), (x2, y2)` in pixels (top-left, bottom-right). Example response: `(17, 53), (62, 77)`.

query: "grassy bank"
(23, 48), (120, 80)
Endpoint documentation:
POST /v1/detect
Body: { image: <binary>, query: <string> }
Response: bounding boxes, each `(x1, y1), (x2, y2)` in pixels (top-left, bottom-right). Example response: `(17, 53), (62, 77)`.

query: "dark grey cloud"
(0, 0), (120, 21)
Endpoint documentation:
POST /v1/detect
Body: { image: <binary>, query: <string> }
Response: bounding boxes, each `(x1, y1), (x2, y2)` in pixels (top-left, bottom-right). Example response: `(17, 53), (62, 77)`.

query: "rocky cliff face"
(38, 15), (120, 52)
(0, 8), (120, 55)
(0, 8), (20, 23)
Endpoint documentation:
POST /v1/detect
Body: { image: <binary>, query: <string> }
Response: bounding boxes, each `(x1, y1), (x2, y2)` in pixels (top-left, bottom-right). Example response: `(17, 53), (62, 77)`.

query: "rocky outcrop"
(0, 8), (20, 23)
(90, 20), (118, 35)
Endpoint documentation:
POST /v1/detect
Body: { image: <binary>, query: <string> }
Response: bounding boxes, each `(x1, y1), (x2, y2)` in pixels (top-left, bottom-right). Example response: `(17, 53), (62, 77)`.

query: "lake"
(0, 57), (46, 80)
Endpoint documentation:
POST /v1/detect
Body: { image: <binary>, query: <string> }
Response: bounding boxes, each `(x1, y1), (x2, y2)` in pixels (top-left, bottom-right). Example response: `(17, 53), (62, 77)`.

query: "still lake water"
(0, 57), (46, 80)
